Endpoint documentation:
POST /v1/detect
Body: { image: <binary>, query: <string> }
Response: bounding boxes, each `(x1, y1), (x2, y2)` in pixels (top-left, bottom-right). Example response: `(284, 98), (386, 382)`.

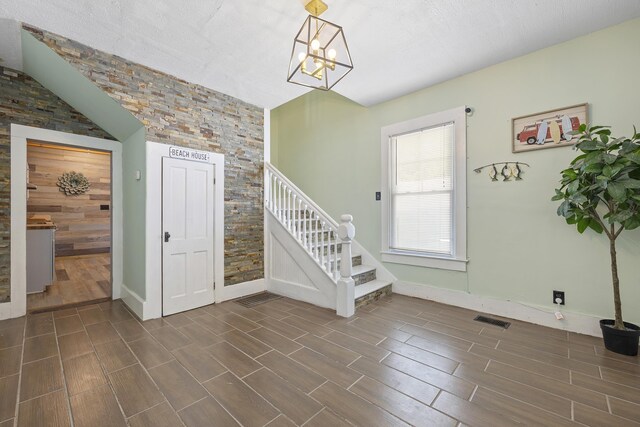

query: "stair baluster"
(320, 221), (325, 269)
(278, 181), (282, 221)
(273, 178), (277, 216)
(328, 225), (333, 273)
(293, 196), (297, 237)
(283, 184), (287, 225)
(308, 210), (313, 255)
(333, 237), (339, 280)
(303, 203), (308, 248)
(309, 212), (315, 259)
(284, 186), (288, 230)
(286, 187), (290, 231)
(289, 190), (293, 233)
(313, 213), (318, 261)
(282, 184), (286, 225)
(288, 189), (292, 231)
(297, 199), (302, 241)
(273, 174), (277, 213)
(268, 174), (272, 211)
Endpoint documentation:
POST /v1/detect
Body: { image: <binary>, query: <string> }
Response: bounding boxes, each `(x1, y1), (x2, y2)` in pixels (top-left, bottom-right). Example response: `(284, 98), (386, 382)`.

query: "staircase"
(265, 163), (392, 317)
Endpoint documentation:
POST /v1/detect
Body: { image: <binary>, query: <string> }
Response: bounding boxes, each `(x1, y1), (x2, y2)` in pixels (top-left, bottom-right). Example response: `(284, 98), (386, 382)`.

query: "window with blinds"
(381, 106), (466, 271)
(390, 122), (454, 255)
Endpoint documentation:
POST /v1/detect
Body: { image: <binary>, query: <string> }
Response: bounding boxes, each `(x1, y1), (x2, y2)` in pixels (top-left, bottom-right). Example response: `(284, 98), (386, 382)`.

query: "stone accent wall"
(0, 66), (112, 302)
(27, 27), (265, 287)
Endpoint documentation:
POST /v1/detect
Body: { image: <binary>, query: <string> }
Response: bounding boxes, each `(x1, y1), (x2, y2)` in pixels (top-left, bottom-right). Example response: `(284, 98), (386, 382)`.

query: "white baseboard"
(0, 302), (10, 320)
(393, 280), (602, 337)
(121, 279), (266, 321)
(120, 283), (146, 320)
(0, 300), (26, 320)
(219, 278), (266, 302)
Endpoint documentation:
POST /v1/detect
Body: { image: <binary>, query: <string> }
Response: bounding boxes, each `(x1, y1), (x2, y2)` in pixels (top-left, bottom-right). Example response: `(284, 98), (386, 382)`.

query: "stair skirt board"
(267, 213), (337, 310)
(269, 278), (334, 310)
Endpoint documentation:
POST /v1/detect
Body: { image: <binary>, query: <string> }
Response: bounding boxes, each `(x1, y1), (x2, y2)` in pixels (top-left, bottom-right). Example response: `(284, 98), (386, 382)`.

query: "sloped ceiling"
(1, 0), (640, 108)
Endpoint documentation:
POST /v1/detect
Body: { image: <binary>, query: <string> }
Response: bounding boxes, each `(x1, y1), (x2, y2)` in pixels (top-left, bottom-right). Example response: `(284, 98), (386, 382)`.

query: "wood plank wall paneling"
(27, 144), (112, 257)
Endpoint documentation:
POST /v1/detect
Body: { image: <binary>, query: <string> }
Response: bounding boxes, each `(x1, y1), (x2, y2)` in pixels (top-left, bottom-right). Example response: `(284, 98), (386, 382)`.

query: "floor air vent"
(234, 292), (282, 308)
(474, 315), (511, 329)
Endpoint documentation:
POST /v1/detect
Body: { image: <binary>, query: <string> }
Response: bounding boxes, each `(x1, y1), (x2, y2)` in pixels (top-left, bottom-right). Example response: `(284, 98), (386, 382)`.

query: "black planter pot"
(600, 319), (640, 356)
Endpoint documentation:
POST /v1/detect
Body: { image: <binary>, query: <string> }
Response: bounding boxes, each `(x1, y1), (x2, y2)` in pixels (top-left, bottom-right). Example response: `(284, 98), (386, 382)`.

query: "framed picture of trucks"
(512, 103), (588, 153)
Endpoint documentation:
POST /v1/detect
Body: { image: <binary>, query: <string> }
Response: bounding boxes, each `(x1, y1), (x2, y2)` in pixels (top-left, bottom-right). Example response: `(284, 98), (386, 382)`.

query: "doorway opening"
(26, 140), (112, 313)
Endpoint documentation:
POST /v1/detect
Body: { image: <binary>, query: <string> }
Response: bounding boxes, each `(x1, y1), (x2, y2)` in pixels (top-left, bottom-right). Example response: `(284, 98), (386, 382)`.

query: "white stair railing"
(265, 163), (355, 316)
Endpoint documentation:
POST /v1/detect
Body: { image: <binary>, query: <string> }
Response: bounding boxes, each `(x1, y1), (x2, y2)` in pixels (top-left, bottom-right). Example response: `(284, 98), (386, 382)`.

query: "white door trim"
(263, 108), (271, 293)
(146, 141), (224, 319)
(4, 124), (123, 320)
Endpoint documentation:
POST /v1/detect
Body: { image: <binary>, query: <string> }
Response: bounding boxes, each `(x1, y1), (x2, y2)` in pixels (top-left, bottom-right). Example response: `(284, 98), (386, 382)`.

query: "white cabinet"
(26, 228), (56, 293)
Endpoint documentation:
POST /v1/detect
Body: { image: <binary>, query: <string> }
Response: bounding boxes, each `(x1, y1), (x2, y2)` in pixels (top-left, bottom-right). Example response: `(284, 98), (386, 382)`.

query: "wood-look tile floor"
(2, 294), (639, 426)
(27, 254), (111, 313)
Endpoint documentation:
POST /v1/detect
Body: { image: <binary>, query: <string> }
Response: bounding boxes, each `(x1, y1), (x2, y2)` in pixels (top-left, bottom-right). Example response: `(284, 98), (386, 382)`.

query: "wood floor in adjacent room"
(1, 294), (639, 426)
(27, 254), (111, 313)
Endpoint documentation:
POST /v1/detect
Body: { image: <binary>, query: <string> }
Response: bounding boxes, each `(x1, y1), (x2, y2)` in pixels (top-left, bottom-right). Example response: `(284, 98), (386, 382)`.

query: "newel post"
(336, 214), (355, 317)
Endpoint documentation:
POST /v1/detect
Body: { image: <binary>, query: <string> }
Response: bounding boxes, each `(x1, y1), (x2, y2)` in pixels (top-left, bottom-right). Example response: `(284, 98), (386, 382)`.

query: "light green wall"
(122, 127), (147, 297)
(272, 18), (640, 324)
(21, 31), (148, 297)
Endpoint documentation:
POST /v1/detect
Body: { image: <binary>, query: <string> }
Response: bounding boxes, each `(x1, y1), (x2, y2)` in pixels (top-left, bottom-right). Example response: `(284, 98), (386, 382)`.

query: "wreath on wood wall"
(57, 171), (90, 196)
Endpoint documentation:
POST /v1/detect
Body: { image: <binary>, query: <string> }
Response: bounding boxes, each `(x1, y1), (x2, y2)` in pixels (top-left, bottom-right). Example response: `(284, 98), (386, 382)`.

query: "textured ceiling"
(0, 18), (22, 71)
(1, 1), (640, 108)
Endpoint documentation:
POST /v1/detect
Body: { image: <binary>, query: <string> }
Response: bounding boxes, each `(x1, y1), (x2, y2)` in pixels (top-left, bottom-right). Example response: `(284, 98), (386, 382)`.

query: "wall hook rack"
(474, 162), (530, 181)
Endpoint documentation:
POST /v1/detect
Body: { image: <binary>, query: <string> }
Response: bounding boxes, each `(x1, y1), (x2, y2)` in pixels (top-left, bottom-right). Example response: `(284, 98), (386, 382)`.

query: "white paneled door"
(162, 157), (215, 315)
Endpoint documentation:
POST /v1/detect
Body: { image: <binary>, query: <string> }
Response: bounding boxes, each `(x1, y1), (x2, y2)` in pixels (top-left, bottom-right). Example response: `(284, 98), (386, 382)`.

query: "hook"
(474, 161), (530, 181)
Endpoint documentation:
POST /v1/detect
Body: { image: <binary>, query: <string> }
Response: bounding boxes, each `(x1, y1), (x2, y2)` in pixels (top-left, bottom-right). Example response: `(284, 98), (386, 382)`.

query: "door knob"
(164, 231), (171, 242)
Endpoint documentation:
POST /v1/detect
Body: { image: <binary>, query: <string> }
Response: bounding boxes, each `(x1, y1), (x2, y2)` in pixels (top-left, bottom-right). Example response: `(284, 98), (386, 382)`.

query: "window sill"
(381, 251), (468, 272)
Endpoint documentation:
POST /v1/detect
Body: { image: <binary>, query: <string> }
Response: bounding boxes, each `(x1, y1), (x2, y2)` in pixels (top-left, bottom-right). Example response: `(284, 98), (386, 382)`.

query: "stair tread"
(354, 280), (392, 299)
(351, 264), (375, 276)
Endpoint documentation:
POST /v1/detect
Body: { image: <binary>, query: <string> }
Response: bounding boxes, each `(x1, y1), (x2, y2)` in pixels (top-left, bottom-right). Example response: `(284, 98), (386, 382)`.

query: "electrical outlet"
(375, 191), (381, 201)
(553, 290), (565, 305)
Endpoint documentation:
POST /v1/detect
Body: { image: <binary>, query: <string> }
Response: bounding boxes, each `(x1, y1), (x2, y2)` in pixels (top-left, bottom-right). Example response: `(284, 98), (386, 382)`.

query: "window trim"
(380, 106), (468, 271)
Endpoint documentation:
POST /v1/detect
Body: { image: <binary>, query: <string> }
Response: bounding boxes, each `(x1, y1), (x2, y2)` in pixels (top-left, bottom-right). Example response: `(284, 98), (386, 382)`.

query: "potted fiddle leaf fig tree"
(553, 124), (640, 356)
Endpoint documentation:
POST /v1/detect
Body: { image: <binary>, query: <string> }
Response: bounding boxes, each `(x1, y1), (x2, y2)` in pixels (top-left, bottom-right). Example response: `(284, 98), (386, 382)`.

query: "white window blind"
(390, 122), (454, 255)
